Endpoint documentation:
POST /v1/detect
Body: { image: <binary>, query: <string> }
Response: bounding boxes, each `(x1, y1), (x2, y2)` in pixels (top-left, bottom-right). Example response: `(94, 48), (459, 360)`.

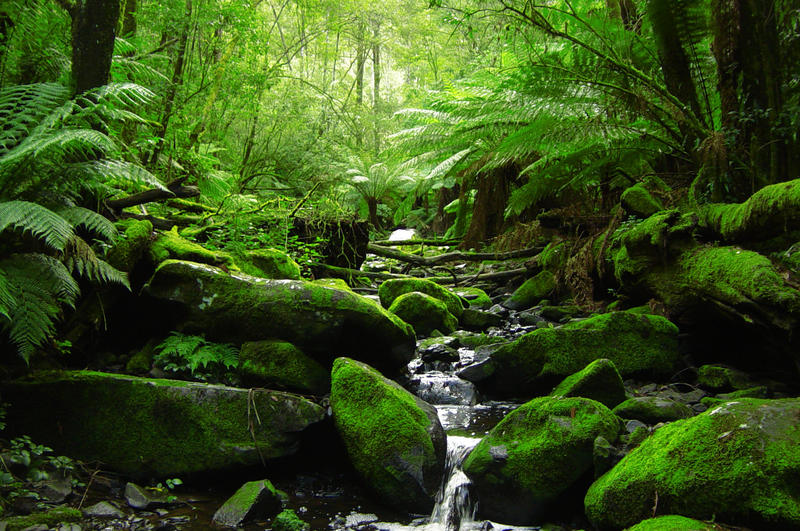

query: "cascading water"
(428, 435), (480, 531)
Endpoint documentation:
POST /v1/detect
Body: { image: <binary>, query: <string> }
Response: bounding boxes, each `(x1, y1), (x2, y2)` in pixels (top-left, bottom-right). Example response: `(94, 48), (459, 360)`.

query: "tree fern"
(0, 200), (74, 251)
(153, 332), (239, 383)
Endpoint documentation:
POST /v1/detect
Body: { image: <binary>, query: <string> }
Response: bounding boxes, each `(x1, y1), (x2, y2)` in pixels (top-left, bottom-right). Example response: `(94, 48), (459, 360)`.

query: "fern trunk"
(69, 0), (121, 95)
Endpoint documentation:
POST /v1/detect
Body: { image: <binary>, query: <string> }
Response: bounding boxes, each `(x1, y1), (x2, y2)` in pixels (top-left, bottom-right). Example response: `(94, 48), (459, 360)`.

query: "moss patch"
(463, 396), (621, 524)
(330, 358), (446, 513)
(611, 396), (693, 424)
(585, 398), (800, 529)
(621, 183), (664, 219)
(107, 219), (153, 271)
(504, 271), (556, 310)
(388, 291), (458, 337)
(624, 515), (726, 530)
(2, 371), (325, 478)
(550, 358), (627, 409)
(1, 506), (81, 531)
(453, 287), (493, 309)
(212, 479), (283, 527)
(272, 509), (310, 531)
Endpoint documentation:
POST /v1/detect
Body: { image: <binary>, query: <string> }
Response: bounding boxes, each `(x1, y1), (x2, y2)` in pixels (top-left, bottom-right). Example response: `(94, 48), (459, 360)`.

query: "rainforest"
(1, 0), (799, 530)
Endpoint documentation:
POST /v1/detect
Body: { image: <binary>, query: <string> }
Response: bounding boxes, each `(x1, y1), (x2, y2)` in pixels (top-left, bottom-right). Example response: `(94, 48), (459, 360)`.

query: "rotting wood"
(366, 242), (543, 267)
(106, 183), (200, 211)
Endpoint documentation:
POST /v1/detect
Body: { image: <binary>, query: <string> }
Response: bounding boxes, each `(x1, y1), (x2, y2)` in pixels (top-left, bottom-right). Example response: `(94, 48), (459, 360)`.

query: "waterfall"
(429, 435), (480, 531)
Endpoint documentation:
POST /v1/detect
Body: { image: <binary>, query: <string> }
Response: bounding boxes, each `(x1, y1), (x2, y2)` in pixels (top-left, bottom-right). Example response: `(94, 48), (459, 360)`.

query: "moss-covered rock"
(312, 278), (353, 291)
(378, 278), (465, 318)
(482, 311), (680, 396)
(150, 226), (231, 267)
(453, 286), (493, 309)
(503, 271), (556, 310)
(450, 330), (503, 348)
(107, 219), (153, 271)
(144, 260), (415, 371)
(621, 183), (664, 219)
(238, 248), (302, 280)
(462, 396), (621, 524)
(585, 398), (800, 530)
(212, 479), (283, 527)
(388, 291), (458, 337)
(624, 515), (726, 530)
(539, 241), (569, 272)
(238, 340), (329, 395)
(2, 371), (326, 478)
(459, 307), (504, 331)
(539, 305), (583, 322)
(0, 506), (82, 531)
(272, 509), (311, 531)
(696, 364), (755, 392)
(330, 358), (446, 513)
(550, 358), (627, 409)
(611, 396), (693, 424)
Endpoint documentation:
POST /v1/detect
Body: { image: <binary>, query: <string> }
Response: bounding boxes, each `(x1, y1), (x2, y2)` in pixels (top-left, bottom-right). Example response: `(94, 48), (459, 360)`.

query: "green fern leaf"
(57, 206), (118, 241)
(0, 200), (74, 251)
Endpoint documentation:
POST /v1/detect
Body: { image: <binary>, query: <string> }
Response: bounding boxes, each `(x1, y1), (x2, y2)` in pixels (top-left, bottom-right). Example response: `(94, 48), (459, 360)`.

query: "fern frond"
(62, 237), (130, 289)
(0, 83), (70, 157)
(57, 206), (118, 241)
(75, 160), (166, 191)
(0, 200), (74, 251)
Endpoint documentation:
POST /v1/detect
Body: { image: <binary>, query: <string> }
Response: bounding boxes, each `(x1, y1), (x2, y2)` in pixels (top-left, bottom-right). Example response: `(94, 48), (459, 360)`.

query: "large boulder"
(330, 358), (446, 513)
(585, 398), (800, 530)
(624, 515), (724, 531)
(212, 480), (283, 528)
(502, 270), (556, 310)
(462, 396), (621, 524)
(2, 371), (326, 478)
(378, 278), (465, 318)
(388, 291), (458, 337)
(550, 358), (627, 409)
(478, 311), (680, 396)
(611, 396), (693, 424)
(238, 340), (329, 395)
(143, 260), (415, 371)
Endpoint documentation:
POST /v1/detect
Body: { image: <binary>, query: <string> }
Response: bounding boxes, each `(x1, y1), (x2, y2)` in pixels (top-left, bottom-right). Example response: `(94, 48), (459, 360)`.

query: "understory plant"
(153, 332), (238, 384)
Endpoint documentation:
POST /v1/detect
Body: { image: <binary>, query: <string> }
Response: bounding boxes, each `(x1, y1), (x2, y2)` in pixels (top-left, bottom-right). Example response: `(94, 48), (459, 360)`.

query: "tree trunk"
(372, 21), (381, 153)
(366, 196), (380, 229)
(461, 166), (512, 249)
(69, 0), (121, 95)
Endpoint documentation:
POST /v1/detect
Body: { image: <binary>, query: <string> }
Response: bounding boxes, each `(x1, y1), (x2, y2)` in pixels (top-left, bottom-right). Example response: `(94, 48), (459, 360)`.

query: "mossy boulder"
(459, 307), (504, 331)
(625, 515), (725, 530)
(550, 358), (627, 409)
(239, 248), (302, 280)
(696, 364), (754, 392)
(453, 286), (493, 309)
(312, 278), (353, 291)
(144, 260), (415, 371)
(481, 311), (680, 396)
(0, 506), (82, 531)
(611, 396), (693, 424)
(621, 183), (664, 219)
(388, 291), (458, 337)
(1, 371), (326, 478)
(503, 271), (556, 310)
(378, 278), (465, 318)
(330, 358), (446, 513)
(238, 340), (329, 395)
(585, 398), (800, 530)
(212, 479), (283, 527)
(462, 396), (621, 524)
(150, 226), (231, 267)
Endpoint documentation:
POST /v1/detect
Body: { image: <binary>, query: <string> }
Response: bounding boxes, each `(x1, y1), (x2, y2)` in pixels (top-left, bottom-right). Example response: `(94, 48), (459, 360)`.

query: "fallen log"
(366, 243), (543, 267)
(315, 263), (529, 285)
(372, 238), (461, 247)
(106, 183), (200, 211)
(118, 212), (198, 230)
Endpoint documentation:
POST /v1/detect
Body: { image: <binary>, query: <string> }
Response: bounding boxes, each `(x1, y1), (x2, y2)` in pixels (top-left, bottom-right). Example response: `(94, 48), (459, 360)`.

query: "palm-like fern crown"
(0, 81), (160, 361)
(390, 0), (717, 217)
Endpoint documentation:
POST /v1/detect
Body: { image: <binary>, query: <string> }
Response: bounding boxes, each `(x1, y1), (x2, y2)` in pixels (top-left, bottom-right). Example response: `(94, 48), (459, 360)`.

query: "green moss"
(611, 396), (693, 424)
(1, 506), (81, 531)
(330, 357), (444, 512)
(539, 241), (568, 272)
(453, 286), (492, 309)
(585, 398), (800, 529)
(125, 343), (154, 374)
(213, 479), (283, 526)
(697, 365), (754, 392)
(621, 183), (664, 218)
(450, 330), (503, 348)
(626, 425), (650, 447)
(624, 515), (723, 530)
(504, 271), (556, 310)
(150, 227), (232, 266)
(463, 396), (621, 524)
(238, 340), (329, 394)
(697, 179), (800, 242)
(388, 291), (458, 337)
(312, 278), (352, 291)
(3, 371), (325, 478)
(272, 509), (310, 531)
(236, 248), (302, 280)
(107, 219), (153, 271)
(379, 278), (464, 317)
(550, 358), (627, 409)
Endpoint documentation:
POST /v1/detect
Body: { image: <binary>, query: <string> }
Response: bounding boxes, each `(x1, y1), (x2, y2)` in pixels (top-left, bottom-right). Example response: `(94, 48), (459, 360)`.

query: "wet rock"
(82, 501), (126, 519)
(625, 419), (647, 433)
(585, 398), (800, 529)
(330, 358), (446, 513)
(487, 304), (510, 317)
(144, 260), (416, 371)
(456, 344), (504, 383)
(408, 373), (478, 405)
(481, 311), (680, 397)
(550, 359), (627, 409)
(419, 343), (460, 363)
(2, 371), (326, 477)
(452, 287), (493, 309)
(450, 331), (504, 348)
(37, 478), (73, 503)
(212, 479), (283, 528)
(612, 396), (693, 424)
(271, 508), (310, 531)
(539, 305), (582, 322)
(388, 291), (458, 337)
(418, 336), (460, 350)
(238, 340), (329, 394)
(460, 308), (504, 331)
(516, 310), (545, 326)
(463, 396), (621, 524)
(379, 278), (465, 318)
(502, 271), (556, 310)
(592, 436), (619, 478)
(124, 483), (171, 510)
